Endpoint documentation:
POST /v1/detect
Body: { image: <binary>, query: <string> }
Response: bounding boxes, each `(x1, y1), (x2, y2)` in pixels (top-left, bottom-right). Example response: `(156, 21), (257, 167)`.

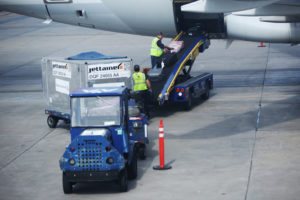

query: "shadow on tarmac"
(271, 44), (300, 58)
(166, 94), (300, 140)
(149, 93), (216, 119)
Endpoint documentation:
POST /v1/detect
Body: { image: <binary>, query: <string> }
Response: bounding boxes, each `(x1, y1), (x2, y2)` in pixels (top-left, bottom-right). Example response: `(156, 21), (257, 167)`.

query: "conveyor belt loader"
(148, 30), (213, 109)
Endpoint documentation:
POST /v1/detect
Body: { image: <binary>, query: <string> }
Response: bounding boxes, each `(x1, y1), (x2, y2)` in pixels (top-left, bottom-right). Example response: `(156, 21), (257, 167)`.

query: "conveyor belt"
(149, 32), (206, 104)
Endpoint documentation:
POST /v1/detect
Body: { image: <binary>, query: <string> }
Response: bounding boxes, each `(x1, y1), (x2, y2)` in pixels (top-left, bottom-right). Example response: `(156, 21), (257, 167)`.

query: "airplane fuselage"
(0, 0), (300, 43)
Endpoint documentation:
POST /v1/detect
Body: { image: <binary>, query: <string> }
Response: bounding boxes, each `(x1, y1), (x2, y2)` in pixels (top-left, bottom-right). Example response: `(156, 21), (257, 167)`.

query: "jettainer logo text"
(88, 62), (130, 80)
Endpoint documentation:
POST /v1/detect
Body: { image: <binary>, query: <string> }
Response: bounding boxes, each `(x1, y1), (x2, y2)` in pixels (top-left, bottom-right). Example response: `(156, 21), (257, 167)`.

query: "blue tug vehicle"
(59, 87), (148, 193)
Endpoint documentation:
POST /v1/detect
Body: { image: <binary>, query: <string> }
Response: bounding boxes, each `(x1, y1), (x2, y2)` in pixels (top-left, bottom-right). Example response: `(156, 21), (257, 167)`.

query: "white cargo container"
(41, 53), (133, 128)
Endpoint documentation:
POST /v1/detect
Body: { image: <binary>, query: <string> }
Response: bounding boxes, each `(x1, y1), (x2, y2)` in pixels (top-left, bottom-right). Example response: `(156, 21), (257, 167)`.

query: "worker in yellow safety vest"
(132, 65), (151, 118)
(150, 32), (172, 69)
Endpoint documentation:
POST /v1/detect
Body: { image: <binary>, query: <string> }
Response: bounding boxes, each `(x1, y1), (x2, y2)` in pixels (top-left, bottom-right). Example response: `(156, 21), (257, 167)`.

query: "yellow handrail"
(173, 31), (184, 41)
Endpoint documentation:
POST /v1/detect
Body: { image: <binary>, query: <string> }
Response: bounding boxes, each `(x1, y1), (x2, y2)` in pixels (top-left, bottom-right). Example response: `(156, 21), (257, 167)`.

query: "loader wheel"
(64, 119), (70, 124)
(119, 169), (128, 192)
(203, 83), (210, 100)
(128, 151), (138, 180)
(184, 93), (192, 110)
(47, 116), (58, 128)
(139, 146), (146, 160)
(62, 172), (73, 194)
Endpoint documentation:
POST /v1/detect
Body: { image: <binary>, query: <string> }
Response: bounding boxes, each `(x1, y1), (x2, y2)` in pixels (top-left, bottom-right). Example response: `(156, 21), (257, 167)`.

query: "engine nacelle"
(226, 14), (300, 43)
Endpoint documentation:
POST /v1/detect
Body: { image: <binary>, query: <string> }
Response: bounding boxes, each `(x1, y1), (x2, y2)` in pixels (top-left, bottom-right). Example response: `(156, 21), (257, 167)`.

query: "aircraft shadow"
(166, 93), (300, 140)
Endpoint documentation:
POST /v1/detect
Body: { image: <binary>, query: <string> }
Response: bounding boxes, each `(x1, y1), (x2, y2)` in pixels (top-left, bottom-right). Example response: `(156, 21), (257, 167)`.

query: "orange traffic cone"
(153, 120), (172, 170)
(258, 42), (266, 47)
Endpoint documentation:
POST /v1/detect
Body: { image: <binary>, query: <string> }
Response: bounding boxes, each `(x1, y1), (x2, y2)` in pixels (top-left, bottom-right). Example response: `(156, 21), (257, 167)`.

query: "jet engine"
(225, 15), (300, 43)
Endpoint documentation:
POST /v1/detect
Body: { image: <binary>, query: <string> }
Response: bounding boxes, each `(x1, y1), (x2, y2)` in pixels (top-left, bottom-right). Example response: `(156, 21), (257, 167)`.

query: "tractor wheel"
(184, 93), (192, 110)
(62, 172), (72, 194)
(203, 82), (210, 100)
(139, 145), (146, 160)
(119, 169), (128, 192)
(128, 151), (138, 180)
(47, 116), (58, 128)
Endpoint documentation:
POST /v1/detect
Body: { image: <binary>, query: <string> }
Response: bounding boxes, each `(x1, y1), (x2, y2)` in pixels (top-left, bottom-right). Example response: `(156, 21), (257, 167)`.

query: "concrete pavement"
(0, 12), (300, 200)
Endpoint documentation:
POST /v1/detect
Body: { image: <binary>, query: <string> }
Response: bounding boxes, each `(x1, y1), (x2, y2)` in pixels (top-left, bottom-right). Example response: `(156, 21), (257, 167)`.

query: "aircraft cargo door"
(173, 1), (226, 39)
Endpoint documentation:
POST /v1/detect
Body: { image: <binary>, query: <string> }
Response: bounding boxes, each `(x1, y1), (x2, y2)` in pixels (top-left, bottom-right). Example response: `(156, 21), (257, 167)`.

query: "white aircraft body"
(0, 0), (299, 43)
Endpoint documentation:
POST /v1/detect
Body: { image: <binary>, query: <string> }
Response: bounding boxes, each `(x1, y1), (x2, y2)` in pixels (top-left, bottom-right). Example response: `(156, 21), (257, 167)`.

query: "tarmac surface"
(0, 12), (300, 200)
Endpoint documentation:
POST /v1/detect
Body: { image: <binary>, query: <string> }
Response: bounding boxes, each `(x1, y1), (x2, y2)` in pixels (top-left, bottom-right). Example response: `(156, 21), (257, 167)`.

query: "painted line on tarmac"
(244, 43), (270, 200)
(0, 90), (42, 93)
(0, 16), (28, 25)
(0, 129), (55, 172)
(0, 61), (36, 76)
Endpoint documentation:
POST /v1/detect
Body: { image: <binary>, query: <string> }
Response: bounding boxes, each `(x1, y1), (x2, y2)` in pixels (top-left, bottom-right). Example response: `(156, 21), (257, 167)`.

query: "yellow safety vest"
(150, 37), (163, 57)
(133, 72), (148, 92)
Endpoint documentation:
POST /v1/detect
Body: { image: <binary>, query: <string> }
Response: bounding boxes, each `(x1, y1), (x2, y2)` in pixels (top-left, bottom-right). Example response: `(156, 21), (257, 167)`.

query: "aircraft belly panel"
(46, 3), (134, 33)
(0, 0), (49, 19)
(102, 0), (177, 36)
(46, 0), (177, 36)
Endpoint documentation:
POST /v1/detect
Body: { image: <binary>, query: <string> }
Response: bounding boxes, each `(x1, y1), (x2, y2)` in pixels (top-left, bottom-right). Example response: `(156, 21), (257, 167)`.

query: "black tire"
(138, 146), (146, 160)
(184, 92), (192, 110)
(128, 151), (138, 180)
(62, 172), (72, 194)
(203, 82), (210, 100)
(119, 169), (128, 192)
(47, 116), (58, 128)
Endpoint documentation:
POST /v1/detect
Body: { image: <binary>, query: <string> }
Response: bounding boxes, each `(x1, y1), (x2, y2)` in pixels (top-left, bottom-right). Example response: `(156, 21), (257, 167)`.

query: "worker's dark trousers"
(151, 56), (162, 69)
(135, 90), (150, 117)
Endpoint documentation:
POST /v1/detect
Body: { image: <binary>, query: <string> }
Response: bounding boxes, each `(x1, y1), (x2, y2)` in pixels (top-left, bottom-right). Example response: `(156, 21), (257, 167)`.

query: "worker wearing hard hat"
(150, 32), (173, 69)
(132, 65), (151, 118)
